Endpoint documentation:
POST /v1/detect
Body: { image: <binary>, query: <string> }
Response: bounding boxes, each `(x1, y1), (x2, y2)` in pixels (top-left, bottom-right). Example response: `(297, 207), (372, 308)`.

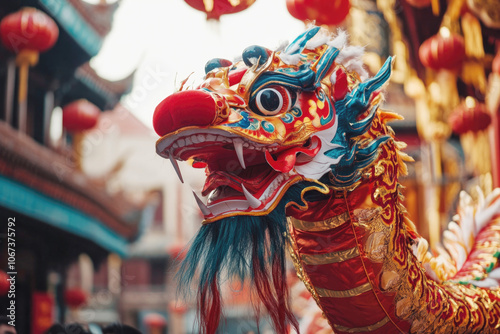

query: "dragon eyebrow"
(249, 68), (316, 99)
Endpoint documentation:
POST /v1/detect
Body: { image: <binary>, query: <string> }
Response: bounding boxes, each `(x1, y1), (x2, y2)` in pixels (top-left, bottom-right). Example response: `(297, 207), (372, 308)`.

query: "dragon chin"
(156, 126), (330, 223)
(176, 181), (325, 334)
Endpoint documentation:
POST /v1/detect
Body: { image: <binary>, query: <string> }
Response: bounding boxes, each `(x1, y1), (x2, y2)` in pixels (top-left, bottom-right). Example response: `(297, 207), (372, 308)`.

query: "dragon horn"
(313, 47), (340, 86)
(284, 26), (321, 55)
(348, 104), (378, 137)
(344, 56), (393, 117)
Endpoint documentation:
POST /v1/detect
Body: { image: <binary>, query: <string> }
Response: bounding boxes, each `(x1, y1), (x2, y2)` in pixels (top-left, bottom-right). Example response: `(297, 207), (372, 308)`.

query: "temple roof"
(68, 62), (135, 110)
(0, 122), (146, 256)
(67, 0), (120, 37)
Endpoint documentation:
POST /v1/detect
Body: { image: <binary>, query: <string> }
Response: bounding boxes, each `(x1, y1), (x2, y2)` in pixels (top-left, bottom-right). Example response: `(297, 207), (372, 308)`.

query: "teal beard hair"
(176, 181), (325, 334)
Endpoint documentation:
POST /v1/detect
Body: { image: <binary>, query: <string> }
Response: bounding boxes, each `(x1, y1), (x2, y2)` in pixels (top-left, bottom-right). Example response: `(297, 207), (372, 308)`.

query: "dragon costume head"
(154, 26), (393, 333)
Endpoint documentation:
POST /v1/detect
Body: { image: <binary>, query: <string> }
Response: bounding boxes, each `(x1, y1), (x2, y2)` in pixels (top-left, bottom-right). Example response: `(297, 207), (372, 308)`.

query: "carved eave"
(67, 0), (121, 37)
(0, 122), (143, 256)
(72, 62), (135, 110)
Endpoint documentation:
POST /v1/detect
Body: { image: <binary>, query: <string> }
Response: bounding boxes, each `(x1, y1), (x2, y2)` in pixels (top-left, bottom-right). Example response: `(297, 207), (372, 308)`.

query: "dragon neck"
(286, 111), (500, 333)
(286, 111), (421, 333)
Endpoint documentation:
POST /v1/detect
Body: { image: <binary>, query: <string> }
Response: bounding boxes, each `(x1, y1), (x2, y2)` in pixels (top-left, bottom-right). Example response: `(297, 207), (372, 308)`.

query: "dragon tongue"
(264, 137), (321, 173)
(265, 150), (297, 173)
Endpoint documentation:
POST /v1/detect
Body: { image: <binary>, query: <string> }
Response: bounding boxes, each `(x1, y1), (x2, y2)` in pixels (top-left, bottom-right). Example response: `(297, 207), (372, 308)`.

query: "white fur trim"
(294, 115), (344, 179)
(327, 29), (348, 50)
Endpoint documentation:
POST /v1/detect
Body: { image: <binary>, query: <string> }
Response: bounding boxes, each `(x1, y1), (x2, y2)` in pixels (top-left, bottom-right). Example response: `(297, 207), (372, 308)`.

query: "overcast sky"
(89, 0), (306, 128)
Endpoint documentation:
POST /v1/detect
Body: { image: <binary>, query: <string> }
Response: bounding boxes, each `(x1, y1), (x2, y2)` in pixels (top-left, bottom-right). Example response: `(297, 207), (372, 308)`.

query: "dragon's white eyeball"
(255, 86), (293, 116)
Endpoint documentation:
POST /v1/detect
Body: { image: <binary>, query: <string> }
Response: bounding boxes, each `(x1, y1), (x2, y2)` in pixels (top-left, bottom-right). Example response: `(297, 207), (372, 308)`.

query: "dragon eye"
(253, 86), (293, 116)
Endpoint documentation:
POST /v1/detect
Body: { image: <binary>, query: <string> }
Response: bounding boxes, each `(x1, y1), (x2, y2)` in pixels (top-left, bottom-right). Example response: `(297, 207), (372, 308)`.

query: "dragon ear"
(284, 26), (321, 56)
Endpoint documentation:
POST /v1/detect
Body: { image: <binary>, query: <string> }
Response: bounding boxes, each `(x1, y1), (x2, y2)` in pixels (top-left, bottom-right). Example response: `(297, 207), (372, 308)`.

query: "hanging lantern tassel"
(461, 13), (486, 94)
(430, 0), (440, 16)
(16, 49), (39, 133)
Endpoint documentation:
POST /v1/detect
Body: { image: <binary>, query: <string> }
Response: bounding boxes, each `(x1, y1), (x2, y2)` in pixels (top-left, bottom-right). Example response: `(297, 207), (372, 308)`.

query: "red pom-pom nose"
(153, 90), (217, 136)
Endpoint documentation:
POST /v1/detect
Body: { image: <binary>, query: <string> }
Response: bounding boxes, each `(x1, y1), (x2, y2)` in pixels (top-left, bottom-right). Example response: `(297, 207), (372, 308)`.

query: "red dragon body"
(153, 27), (500, 333)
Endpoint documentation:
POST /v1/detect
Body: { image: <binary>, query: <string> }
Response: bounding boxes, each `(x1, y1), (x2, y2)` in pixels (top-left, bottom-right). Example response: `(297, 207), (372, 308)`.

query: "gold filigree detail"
(237, 52), (275, 101)
(365, 232), (387, 263)
(380, 270), (400, 291)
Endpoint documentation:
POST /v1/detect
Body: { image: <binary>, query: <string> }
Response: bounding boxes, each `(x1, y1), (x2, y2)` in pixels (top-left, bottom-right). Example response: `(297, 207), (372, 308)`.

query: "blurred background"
(0, 0), (498, 333)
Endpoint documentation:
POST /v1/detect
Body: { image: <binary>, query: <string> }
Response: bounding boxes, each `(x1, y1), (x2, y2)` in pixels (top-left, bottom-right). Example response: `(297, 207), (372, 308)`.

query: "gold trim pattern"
(286, 222), (325, 316)
(332, 316), (390, 333)
(301, 247), (360, 265)
(289, 212), (350, 231)
(316, 282), (372, 298)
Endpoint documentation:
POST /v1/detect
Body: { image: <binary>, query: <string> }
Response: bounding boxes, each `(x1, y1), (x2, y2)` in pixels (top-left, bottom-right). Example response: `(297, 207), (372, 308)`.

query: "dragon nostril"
(152, 90), (218, 137)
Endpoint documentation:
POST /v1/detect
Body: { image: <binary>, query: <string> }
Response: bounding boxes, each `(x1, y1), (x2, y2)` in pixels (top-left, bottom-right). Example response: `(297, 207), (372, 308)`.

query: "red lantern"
(0, 270), (10, 296)
(449, 97), (491, 134)
(62, 99), (100, 133)
(0, 7), (59, 53)
(0, 8), (59, 133)
(419, 27), (465, 71)
(405, 0), (431, 8)
(144, 313), (167, 328)
(184, 0), (256, 20)
(286, 0), (351, 26)
(64, 288), (87, 309)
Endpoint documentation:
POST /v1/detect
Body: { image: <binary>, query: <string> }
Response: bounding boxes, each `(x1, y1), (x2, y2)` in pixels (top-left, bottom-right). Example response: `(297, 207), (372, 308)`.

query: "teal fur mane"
(177, 182), (323, 334)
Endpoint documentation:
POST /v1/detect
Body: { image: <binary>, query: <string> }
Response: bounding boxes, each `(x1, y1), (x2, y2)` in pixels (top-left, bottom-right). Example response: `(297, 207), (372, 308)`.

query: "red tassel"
(199, 279), (222, 334)
(251, 254), (299, 334)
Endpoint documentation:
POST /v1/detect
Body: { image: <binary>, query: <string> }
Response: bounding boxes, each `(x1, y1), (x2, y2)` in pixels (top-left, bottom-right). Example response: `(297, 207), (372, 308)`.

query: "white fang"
(241, 184), (262, 208)
(193, 191), (211, 215)
(233, 139), (246, 169)
(169, 154), (184, 183)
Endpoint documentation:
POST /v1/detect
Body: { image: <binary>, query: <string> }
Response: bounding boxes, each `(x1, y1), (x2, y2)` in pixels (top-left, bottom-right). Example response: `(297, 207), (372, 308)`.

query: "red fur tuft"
(251, 253), (299, 334)
(199, 279), (222, 334)
(333, 68), (349, 101)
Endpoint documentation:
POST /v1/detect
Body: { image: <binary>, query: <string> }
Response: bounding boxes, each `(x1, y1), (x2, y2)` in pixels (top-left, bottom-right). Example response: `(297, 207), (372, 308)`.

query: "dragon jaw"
(155, 121), (328, 223)
(154, 26), (392, 223)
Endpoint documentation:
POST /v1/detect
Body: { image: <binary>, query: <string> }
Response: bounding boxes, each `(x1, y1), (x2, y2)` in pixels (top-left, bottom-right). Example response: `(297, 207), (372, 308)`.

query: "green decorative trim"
(39, 0), (102, 56)
(0, 174), (129, 257)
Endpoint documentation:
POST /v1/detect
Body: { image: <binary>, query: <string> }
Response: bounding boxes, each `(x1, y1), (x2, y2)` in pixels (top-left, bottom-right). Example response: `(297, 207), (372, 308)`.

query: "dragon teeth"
(241, 184), (262, 208)
(169, 153), (184, 183)
(193, 191), (211, 215)
(233, 139), (246, 169)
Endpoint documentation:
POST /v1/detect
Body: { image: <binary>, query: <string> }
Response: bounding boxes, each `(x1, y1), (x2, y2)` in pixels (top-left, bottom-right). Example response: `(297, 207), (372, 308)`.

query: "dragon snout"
(153, 90), (228, 137)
